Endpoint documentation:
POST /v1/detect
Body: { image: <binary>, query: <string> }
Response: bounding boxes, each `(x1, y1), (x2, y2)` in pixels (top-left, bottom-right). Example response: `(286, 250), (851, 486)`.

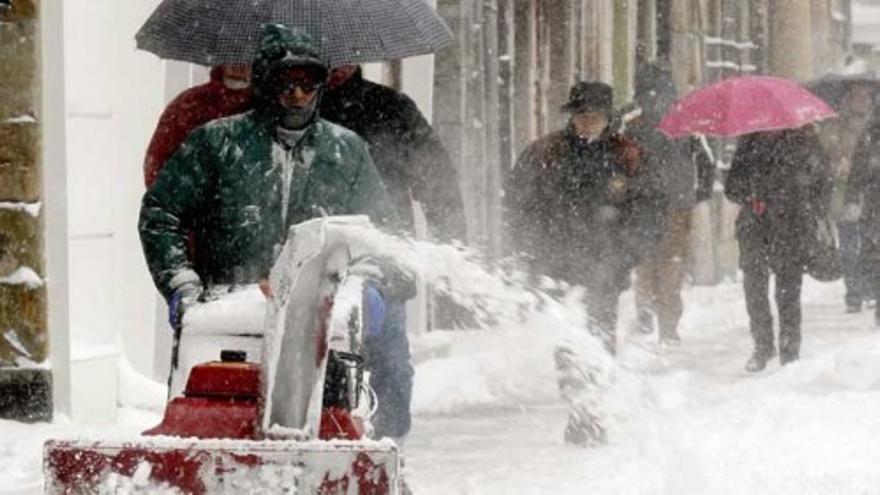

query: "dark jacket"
(847, 118), (880, 241)
(321, 70), (467, 242)
(505, 126), (667, 287)
(143, 67), (252, 188)
(630, 63), (715, 209)
(626, 117), (715, 209)
(139, 27), (395, 301)
(726, 129), (833, 270)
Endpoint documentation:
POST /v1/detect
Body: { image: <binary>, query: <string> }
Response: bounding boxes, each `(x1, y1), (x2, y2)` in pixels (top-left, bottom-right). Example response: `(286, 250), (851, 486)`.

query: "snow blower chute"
(44, 217), (403, 494)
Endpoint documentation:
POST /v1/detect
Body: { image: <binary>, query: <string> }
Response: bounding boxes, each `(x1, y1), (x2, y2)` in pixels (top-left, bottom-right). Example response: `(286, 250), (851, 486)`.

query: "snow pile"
(0, 267), (43, 288)
(0, 419), (62, 493)
(2, 114), (36, 124)
(184, 286), (266, 335)
(0, 201), (41, 217)
(118, 356), (167, 413)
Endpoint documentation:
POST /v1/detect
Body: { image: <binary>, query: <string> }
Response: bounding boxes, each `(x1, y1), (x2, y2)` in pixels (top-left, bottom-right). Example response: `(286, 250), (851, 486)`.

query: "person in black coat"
(506, 81), (666, 354)
(321, 66), (467, 242)
(507, 81), (666, 447)
(726, 126), (833, 371)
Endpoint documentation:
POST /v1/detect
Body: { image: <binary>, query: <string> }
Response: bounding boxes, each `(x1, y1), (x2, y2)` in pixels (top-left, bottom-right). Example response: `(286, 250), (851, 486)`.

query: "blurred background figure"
(846, 101), (880, 325)
(143, 65), (252, 187)
(323, 65), (466, 244)
(812, 75), (877, 313)
(628, 63), (715, 346)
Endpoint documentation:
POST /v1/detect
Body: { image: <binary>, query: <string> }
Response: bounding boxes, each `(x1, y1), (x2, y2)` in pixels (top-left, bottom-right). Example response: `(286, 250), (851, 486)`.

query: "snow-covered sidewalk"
(2, 279), (880, 494)
(405, 279), (880, 494)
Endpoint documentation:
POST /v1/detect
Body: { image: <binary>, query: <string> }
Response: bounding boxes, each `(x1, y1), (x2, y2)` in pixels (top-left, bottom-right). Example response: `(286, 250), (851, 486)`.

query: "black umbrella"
(136, 0), (454, 67)
(806, 72), (879, 111)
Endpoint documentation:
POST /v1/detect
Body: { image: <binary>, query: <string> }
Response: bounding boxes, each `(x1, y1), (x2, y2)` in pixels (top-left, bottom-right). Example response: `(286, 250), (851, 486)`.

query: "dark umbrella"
(136, 0), (454, 67)
(806, 72), (878, 111)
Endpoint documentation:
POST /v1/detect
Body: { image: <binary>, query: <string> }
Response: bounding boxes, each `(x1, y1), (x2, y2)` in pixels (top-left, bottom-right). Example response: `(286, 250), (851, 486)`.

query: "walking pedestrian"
(726, 126), (833, 371)
(506, 80), (666, 354)
(845, 108), (880, 325)
(628, 63), (715, 345)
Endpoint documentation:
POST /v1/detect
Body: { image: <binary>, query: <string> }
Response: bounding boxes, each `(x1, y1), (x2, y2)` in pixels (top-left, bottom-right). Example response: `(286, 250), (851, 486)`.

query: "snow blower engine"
(43, 217), (402, 494)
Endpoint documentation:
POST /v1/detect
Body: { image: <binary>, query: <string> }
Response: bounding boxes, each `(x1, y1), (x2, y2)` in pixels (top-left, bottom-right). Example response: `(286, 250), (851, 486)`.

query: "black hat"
(561, 81), (614, 114)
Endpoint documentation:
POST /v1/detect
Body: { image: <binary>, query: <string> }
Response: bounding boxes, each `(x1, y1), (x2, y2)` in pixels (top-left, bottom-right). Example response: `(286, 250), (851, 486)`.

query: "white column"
(42, 0), (72, 418)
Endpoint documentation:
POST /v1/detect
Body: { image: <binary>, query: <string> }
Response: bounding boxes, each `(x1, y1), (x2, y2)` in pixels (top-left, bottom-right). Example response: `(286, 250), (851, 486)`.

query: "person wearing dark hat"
(628, 62), (715, 345)
(506, 80), (665, 444)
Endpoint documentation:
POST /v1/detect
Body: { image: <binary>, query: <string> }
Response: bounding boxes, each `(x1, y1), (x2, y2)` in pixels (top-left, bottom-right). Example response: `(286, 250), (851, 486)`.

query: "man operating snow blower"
(43, 24), (416, 493)
(139, 24), (415, 446)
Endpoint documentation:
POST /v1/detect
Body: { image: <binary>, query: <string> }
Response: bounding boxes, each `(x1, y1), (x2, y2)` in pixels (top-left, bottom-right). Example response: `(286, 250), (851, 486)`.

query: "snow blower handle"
(168, 282), (203, 330)
(167, 282), (204, 385)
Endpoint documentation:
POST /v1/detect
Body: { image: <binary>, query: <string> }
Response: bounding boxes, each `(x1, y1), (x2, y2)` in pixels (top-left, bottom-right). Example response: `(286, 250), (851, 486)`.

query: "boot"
(780, 350), (799, 365)
(745, 347), (776, 373)
(635, 308), (656, 335)
(778, 333), (800, 365)
(659, 329), (682, 347)
(563, 411), (607, 447)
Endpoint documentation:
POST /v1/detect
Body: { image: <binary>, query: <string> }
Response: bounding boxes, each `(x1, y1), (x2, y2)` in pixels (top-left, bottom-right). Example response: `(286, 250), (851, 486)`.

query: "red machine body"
(44, 358), (395, 494)
(143, 360), (263, 440)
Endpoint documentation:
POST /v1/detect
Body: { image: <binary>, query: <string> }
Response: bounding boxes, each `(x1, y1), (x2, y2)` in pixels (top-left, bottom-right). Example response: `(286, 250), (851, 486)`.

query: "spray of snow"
(287, 219), (619, 417)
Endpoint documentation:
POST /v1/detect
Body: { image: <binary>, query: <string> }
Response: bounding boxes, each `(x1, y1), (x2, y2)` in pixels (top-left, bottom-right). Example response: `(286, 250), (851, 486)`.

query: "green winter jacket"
(139, 111), (396, 301)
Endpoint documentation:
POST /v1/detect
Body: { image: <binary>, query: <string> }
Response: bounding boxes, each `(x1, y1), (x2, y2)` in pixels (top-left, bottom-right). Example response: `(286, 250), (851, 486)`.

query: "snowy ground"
(4, 278), (880, 494)
(404, 279), (880, 494)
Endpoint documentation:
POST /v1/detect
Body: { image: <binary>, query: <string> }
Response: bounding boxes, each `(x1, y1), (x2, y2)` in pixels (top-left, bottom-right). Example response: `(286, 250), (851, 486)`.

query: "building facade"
(0, 0), (856, 423)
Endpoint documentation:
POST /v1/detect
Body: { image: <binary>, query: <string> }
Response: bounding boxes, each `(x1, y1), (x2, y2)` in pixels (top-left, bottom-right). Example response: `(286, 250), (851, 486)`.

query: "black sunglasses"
(279, 78), (323, 94)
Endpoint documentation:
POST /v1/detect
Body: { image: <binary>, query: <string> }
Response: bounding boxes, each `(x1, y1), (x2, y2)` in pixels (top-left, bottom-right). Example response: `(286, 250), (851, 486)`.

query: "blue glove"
(364, 282), (386, 337)
(168, 283), (202, 330)
(168, 292), (183, 329)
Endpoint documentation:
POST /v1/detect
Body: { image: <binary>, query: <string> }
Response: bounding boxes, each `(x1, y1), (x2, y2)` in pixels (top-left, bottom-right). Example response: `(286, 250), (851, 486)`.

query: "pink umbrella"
(657, 75), (837, 138)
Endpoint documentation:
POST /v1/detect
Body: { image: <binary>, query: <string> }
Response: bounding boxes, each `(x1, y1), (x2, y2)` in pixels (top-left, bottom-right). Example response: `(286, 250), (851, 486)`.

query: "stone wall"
(0, 0), (52, 422)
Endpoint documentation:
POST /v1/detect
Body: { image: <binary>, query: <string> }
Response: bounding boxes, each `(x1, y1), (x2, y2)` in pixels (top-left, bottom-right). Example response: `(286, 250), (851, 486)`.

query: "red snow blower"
(44, 349), (397, 493)
(43, 218), (403, 494)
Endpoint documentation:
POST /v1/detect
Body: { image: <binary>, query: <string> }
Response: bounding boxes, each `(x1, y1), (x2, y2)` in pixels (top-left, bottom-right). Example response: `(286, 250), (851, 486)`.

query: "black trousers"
(742, 258), (803, 357)
(584, 261), (628, 355)
(860, 223), (880, 315)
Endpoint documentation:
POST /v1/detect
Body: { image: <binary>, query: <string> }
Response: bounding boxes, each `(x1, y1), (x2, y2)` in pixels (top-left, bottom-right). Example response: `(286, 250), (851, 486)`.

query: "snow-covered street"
(4, 279), (880, 494)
